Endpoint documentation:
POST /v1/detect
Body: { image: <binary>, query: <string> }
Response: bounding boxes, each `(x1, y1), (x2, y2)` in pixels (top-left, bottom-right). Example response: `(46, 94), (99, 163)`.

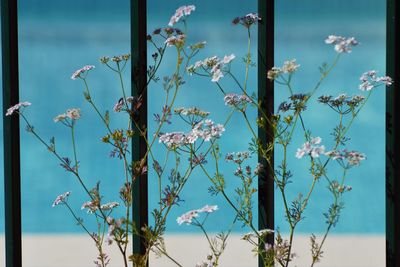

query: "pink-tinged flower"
(6, 101), (31, 116)
(176, 209), (199, 225)
(54, 113), (67, 122)
(71, 65), (95, 80)
(159, 132), (192, 148)
(101, 202), (119, 211)
(192, 119), (225, 141)
(359, 70), (393, 91)
(222, 54), (236, 64)
(165, 34), (186, 47)
(377, 76), (393, 86)
(113, 98), (125, 112)
(325, 35), (358, 53)
(325, 149), (366, 166)
(296, 137), (325, 159)
(81, 200), (98, 213)
(282, 59), (300, 73)
(168, 5), (196, 26)
(232, 13), (261, 27)
(52, 191), (71, 207)
(66, 108), (81, 120)
(211, 68), (223, 82)
(359, 81), (374, 91)
(197, 204), (218, 213)
(224, 93), (253, 107)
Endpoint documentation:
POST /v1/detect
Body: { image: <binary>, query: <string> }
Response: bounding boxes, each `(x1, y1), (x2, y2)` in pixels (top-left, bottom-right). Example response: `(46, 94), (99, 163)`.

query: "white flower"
(101, 202), (119, 211)
(71, 65), (95, 80)
(325, 35), (358, 53)
(165, 34), (186, 47)
(222, 54), (235, 64)
(168, 5), (196, 26)
(54, 113), (67, 122)
(176, 210), (199, 225)
(81, 201), (98, 213)
(66, 108), (81, 120)
(325, 149), (366, 166)
(310, 145), (325, 158)
(224, 93), (253, 107)
(359, 70), (393, 91)
(211, 68), (223, 82)
(282, 59), (300, 73)
(197, 205), (218, 213)
(159, 132), (188, 148)
(177, 204), (218, 226)
(5, 101), (31, 116)
(52, 191), (71, 207)
(310, 136), (321, 145)
(296, 137), (325, 159)
(113, 98), (125, 112)
(359, 81), (374, 91)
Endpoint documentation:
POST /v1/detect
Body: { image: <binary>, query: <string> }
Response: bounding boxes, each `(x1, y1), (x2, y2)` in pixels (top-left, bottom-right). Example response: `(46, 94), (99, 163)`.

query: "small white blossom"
(296, 137), (325, 159)
(101, 202), (119, 211)
(176, 210), (199, 225)
(52, 191), (71, 207)
(113, 98), (125, 112)
(54, 113), (67, 122)
(81, 201), (98, 213)
(359, 70), (394, 91)
(165, 34), (186, 47)
(66, 108), (81, 120)
(222, 54), (236, 64)
(5, 101), (31, 116)
(168, 5), (196, 26)
(282, 59), (300, 73)
(325, 35), (358, 53)
(197, 205), (218, 213)
(71, 65), (95, 80)
(211, 68), (223, 82)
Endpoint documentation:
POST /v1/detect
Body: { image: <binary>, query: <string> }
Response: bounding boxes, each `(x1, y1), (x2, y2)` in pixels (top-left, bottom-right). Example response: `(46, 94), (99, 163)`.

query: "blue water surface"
(0, 0), (386, 235)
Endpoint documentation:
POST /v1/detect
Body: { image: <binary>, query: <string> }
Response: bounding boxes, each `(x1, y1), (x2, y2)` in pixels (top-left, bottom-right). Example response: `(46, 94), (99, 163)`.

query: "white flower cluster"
(224, 93), (253, 107)
(295, 137), (325, 159)
(325, 35), (358, 53)
(359, 70), (393, 91)
(176, 204), (218, 225)
(267, 59), (300, 80)
(5, 101), (31, 116)
(159, 119), (225, 148)
(325, 149), (366, 166)
(71, 65), (95, 80)
(168, 5), (196, 26)
(52, 191), (71, 207)
(54, 108), (81, 122)
(186, 54), (235, 82)
(165, 34), (186, 47)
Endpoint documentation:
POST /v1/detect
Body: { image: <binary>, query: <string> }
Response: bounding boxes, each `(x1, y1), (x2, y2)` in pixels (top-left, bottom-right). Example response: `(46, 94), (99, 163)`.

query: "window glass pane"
(0, 11), (4, 266)
(147, 1), (258, 266)
(275, 1), (385, 266)
(19, 0), (129, 266)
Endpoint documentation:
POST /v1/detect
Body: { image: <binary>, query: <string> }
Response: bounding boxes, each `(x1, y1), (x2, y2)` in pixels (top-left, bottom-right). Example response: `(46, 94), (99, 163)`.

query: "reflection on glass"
(147, 1), (259, 266)
(19, 0), (129, 266)
(275, 1), (385, 266)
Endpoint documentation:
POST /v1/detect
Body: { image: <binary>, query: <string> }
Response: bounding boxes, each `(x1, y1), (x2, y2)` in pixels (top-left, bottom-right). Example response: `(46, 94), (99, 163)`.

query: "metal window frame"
(2, 0), (398, 266)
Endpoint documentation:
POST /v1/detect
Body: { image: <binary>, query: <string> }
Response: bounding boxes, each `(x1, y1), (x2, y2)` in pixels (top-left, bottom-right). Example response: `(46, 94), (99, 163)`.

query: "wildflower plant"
(6, 4), (392, 267)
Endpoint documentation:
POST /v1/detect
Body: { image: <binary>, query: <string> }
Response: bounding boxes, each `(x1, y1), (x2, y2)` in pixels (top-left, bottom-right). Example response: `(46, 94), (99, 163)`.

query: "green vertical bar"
(386, 0), (399, 266)
(258, 0), (274, 266)
(131, 0), (148, 261)
(1, 0), (22, 266)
